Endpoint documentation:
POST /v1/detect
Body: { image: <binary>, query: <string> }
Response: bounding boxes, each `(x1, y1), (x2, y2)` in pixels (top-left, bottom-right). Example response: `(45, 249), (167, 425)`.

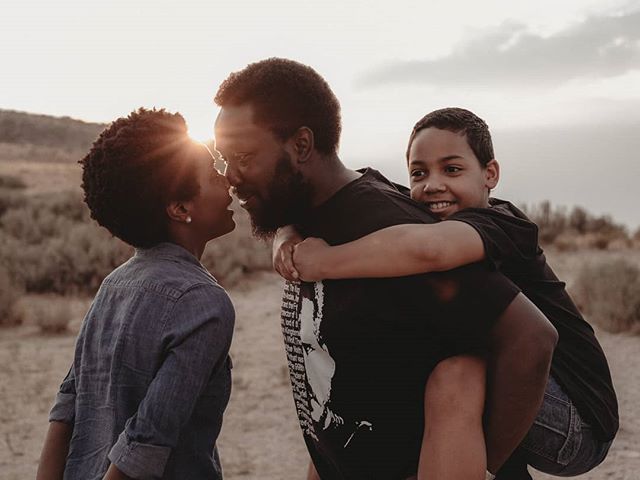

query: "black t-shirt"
(450, 199), (619, 441)
(280, 169), (520, 479)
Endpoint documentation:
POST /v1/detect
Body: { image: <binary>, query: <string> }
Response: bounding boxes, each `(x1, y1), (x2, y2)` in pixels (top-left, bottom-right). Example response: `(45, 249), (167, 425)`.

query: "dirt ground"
(1, 269), (638, 480)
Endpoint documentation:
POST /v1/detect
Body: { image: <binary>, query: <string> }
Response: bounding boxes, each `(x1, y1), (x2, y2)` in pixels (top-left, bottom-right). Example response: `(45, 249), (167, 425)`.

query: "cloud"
(357, 9), (640, 89)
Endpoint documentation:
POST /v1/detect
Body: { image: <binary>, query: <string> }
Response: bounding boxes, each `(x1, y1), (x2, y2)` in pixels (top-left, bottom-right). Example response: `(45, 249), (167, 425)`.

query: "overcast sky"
(2, 0), (639, 228)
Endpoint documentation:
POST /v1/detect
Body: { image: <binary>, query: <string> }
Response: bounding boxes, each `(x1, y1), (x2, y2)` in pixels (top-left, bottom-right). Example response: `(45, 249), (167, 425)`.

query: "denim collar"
(135, 242), (202, 268)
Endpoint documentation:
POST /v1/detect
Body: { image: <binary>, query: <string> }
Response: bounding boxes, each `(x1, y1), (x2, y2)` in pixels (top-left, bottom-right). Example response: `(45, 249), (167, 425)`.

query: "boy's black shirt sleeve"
(448, 198), (540, 272)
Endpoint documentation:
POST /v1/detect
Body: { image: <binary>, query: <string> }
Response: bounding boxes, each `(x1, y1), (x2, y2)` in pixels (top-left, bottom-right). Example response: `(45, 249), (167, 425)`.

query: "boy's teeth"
(430, 201), (452, 209)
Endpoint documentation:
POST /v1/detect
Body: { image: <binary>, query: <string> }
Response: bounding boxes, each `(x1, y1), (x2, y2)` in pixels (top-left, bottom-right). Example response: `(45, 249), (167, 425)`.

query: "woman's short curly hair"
(214, 57), (342, 155)
(79, 108), (200, 248)
(407, 107), (495, 167)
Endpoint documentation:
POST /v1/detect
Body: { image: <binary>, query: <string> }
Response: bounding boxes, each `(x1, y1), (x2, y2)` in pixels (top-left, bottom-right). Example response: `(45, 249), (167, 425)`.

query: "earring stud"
(186, 216), (192, 224)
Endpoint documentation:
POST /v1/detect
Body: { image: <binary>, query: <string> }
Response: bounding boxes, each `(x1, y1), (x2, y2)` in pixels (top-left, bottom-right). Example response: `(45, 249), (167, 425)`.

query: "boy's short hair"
(79, 108), (200, 248)
(214, 57), (342, 155)
(407, 107), (495, 167)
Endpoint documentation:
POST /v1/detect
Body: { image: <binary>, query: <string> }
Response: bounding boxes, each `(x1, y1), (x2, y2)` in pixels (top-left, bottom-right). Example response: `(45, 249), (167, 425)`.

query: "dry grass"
(0, 160), (82, 195)
(544, 248), (640, 334)
(1, 270), (640, 479)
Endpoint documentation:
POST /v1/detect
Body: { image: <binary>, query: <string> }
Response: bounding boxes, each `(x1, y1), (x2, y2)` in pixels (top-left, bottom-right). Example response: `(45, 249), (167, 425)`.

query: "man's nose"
(224, 162), (241, 187)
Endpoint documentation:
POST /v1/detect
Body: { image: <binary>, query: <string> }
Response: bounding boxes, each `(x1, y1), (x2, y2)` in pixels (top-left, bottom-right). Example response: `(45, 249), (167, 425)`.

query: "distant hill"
(0, 109), (106, 151)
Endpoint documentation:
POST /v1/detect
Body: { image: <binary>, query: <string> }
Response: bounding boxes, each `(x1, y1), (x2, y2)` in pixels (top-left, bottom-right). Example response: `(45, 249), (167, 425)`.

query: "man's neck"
(307, 155), (361, 207)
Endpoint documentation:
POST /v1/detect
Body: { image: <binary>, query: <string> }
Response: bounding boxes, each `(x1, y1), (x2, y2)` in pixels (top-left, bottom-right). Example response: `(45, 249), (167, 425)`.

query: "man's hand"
(293, 237), (332, 282)
(272, 225), (303, 281)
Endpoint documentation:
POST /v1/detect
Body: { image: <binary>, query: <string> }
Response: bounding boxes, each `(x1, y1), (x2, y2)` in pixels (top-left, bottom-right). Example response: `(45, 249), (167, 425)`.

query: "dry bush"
(633, 228), (640, 250)
(1, 224), (132, 294)
(0, 187), (27, 216)
(201, 201), (272, 287)
(24, 294), (73, 334)
(0, 174), (27, 189)
(0, 187), (270, 295)
(573, 258), (640, 333)
(0, 267), (23, 327)
(520, 201), (629, 248)
(0, 189), (133, 295)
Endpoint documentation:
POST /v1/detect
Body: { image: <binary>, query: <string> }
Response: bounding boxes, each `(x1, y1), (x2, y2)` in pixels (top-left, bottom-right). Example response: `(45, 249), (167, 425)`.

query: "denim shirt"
(49, 242), (235, 480)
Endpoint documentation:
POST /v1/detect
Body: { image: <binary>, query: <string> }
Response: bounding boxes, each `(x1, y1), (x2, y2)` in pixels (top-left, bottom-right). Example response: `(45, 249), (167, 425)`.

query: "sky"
(2, 0), (640, 229)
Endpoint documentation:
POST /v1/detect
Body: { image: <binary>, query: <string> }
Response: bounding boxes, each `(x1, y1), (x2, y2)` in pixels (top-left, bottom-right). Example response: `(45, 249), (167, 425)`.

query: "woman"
(37, 108), (236, 480)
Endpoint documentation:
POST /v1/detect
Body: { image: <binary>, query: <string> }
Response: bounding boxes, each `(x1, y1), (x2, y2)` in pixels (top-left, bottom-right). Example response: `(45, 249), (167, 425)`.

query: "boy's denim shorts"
(496, 375), (613, 479)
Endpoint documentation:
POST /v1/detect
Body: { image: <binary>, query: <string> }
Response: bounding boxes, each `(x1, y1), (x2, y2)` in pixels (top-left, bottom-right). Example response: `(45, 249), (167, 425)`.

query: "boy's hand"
(292, 237), (331, 282)
(273, 225), (303, 281)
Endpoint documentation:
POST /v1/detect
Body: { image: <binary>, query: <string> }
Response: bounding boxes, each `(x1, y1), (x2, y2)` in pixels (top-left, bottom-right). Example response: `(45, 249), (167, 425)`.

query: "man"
(214, 58), (558, 480)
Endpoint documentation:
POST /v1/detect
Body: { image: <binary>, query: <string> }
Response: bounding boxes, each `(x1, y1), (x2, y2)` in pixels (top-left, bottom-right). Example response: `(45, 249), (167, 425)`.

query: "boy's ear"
(166, 200), (192, 223)
(291, 127), (314, 163)
(485, 159), (500, 190)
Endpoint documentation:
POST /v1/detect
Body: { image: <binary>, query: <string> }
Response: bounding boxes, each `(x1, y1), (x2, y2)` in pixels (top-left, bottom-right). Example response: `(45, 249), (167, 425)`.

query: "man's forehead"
(215, 104), (282, 153)
(215, 104), (258, 137)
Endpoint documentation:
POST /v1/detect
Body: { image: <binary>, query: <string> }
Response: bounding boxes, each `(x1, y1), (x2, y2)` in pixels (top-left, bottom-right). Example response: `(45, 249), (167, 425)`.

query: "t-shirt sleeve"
(448, 202), (539, 271)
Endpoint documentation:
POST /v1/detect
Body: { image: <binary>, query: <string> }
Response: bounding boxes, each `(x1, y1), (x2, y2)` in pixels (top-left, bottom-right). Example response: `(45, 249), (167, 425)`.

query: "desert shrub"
(632, 228), (640, 249)
(0, 188), (27, 216)
(0, 223), (132, 294)
(0, 186), (271, 295)
(0, 267), (23, 326)
(0, 174), (27, 189)
(26, 294), (73, 334)
(520, 201), (629, 248)
(201, 204), (272, 287)
(573, 258), (640, 333)
(0, 190), (88, 245)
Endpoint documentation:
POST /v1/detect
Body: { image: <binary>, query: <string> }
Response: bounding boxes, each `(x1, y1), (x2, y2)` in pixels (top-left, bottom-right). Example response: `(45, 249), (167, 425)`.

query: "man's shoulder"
(339, 168), (436, 223)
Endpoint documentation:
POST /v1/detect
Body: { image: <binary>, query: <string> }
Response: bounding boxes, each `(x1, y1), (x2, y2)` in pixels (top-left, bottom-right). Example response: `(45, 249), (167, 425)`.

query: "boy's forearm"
(484, 294), (557, 473)
(319, 225), (439, 279)
(325, 223), (483, 279)
(36, 421), (73, 480)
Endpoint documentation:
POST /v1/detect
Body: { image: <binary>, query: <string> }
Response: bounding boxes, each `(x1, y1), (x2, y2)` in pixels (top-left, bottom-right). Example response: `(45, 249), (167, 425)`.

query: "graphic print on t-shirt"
(281, 280), (373, 448)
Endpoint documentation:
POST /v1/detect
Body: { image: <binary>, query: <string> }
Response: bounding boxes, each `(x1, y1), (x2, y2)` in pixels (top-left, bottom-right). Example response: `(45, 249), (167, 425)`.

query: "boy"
(273, 108), (618, 479)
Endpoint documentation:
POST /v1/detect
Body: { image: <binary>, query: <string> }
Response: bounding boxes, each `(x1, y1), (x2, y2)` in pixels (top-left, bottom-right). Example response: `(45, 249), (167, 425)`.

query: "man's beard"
(248, 152), (314, 239)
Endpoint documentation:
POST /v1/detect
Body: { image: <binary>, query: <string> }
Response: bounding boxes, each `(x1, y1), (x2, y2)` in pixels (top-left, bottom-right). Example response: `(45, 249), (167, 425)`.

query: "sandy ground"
(1, 269), (639, 480)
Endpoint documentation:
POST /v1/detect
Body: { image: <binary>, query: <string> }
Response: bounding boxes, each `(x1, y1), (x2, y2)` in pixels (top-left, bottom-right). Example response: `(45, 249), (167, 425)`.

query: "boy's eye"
(444, 165), (462, 174)
(410, 169), (426, 178)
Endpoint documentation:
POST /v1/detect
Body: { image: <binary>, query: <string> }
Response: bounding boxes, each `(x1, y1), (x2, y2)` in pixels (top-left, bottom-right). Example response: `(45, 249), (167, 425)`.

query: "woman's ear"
(166, 201), (192, 224)
(485, 159), (500, 190)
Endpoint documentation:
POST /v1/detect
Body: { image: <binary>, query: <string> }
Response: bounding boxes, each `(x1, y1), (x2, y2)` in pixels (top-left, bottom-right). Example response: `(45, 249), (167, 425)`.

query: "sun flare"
(187, 125), (214, 142)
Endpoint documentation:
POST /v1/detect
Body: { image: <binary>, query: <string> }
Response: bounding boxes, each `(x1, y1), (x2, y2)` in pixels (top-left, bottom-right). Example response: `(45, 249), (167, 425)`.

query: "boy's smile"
(407, 127), (499, 219)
